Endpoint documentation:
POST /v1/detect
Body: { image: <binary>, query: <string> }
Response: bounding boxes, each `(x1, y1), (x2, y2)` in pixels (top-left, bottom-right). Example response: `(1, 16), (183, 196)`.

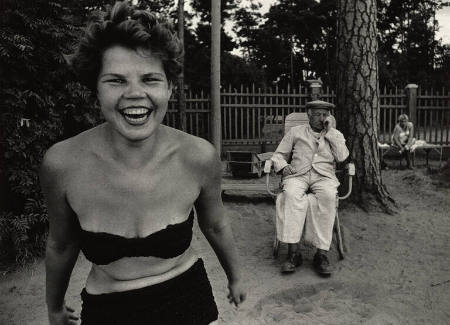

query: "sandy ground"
(1, 161), (449, 325)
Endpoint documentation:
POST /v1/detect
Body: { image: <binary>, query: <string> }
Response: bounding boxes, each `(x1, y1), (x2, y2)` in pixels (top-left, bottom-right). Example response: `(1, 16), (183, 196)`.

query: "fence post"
(306, 79), (323, 100)
(210, 0), (221, 154)
(405, 83), (418, 126)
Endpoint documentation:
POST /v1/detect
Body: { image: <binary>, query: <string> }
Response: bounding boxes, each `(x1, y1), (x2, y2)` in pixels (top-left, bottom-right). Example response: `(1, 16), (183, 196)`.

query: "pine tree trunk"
(336, 0), (395, 212)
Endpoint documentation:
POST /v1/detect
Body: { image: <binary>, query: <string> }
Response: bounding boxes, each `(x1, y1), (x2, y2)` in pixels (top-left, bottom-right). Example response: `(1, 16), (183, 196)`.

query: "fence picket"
(161, 85), (449, 146)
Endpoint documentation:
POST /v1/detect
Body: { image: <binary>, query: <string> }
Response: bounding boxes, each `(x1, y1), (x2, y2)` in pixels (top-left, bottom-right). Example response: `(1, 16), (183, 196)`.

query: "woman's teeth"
(121, 107), (151, 124)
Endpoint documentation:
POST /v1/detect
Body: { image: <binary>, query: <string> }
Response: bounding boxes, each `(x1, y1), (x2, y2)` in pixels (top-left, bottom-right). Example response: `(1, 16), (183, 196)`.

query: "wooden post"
(211, 0), (221, 153)
(290, 39), (295, 89)
(177, 0), (186, 132)
(306, 79), (323, 101)
(405, 83), (418, 127)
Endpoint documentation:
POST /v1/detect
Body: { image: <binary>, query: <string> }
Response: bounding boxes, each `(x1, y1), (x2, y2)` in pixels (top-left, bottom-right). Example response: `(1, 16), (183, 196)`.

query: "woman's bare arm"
(392, 124), (403, 147)
(40, 144), (80, 325)
(194, 142), (246, 306)
(406, 123), (415, 148)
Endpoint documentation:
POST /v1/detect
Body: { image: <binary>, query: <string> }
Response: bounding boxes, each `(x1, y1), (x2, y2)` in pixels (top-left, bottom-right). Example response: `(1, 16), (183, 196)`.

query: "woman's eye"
(143, 77), (160, 83)
(107, 78), (125, 84)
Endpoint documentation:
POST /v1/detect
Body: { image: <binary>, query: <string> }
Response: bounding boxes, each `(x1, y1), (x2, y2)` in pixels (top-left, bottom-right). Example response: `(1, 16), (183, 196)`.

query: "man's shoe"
(313, 250), (332, 277)
(281, 253), (303, 273)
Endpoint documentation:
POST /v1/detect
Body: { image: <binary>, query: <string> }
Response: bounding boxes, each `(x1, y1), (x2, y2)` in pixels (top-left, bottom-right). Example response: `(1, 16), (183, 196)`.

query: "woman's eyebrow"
(98, 72), (166, 79)
(99, 73), (124, 78)
(142, 72), (165, 78)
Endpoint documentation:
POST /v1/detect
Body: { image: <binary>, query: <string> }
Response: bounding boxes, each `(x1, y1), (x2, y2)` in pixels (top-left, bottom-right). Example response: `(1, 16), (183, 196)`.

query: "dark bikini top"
(79, 211), (194, 265)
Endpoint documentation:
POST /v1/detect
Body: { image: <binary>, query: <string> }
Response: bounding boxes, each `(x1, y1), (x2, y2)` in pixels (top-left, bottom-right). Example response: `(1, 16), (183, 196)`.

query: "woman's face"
(97, 45), (172, 142)
(399, 119), (407, 128)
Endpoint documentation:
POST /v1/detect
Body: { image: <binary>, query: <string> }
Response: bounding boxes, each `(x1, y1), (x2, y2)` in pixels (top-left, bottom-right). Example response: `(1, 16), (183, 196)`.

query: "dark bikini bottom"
(80, 258), (218, 325)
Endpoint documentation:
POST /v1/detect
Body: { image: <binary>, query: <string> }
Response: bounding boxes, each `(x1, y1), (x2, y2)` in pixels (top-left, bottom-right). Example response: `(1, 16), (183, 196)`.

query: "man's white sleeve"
(324, 128), (349, 162)
(271, 129), (294, 173)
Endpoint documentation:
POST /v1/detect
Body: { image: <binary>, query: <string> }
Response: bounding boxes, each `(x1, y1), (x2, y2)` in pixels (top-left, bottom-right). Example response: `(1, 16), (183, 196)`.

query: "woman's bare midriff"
(85, 247), (198, 294)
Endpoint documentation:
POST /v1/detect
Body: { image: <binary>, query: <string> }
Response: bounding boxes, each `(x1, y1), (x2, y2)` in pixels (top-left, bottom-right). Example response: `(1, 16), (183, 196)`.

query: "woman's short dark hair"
(71, 1), (183, 91)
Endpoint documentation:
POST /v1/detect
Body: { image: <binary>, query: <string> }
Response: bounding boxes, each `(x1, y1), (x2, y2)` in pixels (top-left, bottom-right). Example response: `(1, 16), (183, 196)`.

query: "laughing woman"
(40, 2), (246, 324)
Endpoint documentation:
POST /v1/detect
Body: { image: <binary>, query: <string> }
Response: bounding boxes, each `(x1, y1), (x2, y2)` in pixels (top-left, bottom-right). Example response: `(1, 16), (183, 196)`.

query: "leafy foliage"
(233, 0), (450, 89)
(233, 0), (337, 87)
(184, 0), (266, 90)
(0, 0), (100, 267)
(376, 0), (447, 87)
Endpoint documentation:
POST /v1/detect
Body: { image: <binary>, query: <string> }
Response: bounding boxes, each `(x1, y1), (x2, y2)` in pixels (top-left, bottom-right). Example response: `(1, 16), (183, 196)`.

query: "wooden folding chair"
(262, 113), (355, 260)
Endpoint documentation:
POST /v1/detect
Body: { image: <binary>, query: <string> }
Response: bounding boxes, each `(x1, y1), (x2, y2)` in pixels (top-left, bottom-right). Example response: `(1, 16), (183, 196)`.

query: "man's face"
(308, 108), (330, 131)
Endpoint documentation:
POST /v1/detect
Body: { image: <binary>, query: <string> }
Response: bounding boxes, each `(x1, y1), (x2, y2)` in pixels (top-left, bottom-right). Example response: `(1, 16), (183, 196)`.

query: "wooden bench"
(225, 151), (264, 178)
(221, 183), (268, 192)
(412, 144), (448, 167)
(222, 152), (277, 194)
(379, 141), (448, 167)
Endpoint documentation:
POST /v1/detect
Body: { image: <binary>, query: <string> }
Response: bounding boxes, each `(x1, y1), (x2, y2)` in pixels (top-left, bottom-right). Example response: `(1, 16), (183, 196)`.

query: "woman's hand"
(227, 279), (247, 307)
(48, 305), (78, 325)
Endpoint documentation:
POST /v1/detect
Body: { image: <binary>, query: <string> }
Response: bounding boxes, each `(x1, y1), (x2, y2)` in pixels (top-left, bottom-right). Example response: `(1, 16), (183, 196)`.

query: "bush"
(0, 0), (101, 268)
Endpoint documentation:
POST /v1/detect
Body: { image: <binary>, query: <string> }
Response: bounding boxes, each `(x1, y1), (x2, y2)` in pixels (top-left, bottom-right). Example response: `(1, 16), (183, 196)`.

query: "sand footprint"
(243, 281), (400, 325)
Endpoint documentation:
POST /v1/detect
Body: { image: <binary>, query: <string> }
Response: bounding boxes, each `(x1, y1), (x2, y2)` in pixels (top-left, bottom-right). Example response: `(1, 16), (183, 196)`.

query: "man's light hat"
(306, 100), (335, 110)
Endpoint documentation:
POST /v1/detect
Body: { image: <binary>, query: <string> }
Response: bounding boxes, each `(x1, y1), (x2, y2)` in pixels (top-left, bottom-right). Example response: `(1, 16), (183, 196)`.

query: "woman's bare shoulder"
(41, 125), (103, 173)
(163, 126), (219, 166)
(185, 134), (217, 165)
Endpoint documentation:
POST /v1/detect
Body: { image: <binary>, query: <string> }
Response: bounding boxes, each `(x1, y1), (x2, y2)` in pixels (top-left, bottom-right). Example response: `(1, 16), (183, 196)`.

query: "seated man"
(392, 114), (415, 169)
(271, 100), (349, 277)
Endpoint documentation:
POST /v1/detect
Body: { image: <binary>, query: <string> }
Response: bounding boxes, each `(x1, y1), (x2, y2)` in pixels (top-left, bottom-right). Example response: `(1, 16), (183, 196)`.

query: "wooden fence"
(164, 84), (450, 149)
(166, 89), (211, 140)
(416, 88), (450, 145)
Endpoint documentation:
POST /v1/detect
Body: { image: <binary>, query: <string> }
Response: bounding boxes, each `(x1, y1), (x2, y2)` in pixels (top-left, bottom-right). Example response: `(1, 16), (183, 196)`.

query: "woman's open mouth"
(120, 107), (152, 125)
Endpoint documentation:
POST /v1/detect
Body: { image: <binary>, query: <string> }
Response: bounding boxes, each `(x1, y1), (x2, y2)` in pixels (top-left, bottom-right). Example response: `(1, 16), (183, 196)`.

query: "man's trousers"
(276, 169), (338, 250)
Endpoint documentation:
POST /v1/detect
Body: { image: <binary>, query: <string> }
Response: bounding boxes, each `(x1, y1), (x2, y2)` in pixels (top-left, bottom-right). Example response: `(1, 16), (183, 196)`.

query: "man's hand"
(323, 115), (336, 133)
(227, 279), (247, 307)
(48, 305), (78, 325)
(282, 165), (296, 177)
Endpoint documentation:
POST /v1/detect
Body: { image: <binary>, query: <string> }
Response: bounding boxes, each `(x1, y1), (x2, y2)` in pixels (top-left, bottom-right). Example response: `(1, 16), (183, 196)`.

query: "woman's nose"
(123, 82), (145, 98)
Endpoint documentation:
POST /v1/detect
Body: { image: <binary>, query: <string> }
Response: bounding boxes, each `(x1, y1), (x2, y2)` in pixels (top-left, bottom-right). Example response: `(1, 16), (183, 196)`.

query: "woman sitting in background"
(392, 114), (416, 169)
